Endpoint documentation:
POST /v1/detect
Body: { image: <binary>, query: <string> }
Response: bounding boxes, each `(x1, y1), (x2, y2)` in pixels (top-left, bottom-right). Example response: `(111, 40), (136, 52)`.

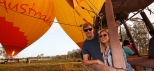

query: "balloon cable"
(84, 0), (97, 15)
(86, 0), (99, 11)
(75, 0), (95, 18)
(0, 5), (80, 27)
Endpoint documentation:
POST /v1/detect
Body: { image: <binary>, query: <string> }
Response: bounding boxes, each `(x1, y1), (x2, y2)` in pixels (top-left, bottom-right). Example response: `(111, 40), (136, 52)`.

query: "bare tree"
(37, 55), (41, 60)
(40, 53), (44, 59)
(67, 51), (71, 59)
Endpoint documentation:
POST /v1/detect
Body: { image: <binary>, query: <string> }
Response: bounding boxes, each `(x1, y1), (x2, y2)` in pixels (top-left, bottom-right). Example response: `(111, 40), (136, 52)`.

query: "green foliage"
(131, 21), (149, 55)
(67, 49), (81, 59)
(50, 49), (81, 60)
(119, 20), (151, 55)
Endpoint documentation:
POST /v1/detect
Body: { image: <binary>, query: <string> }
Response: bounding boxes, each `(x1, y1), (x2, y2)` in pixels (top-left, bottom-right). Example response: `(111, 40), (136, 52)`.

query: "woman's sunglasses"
(100, 34), (107, 38)
(83, 28), (92, 32)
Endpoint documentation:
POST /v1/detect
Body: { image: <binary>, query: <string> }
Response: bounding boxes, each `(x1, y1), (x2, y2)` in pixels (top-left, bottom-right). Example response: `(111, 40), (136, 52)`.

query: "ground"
(0, 59), (153, 71)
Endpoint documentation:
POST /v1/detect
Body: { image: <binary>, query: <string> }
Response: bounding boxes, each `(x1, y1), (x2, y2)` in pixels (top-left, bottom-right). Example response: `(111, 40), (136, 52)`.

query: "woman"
(99, 29), (134, 71)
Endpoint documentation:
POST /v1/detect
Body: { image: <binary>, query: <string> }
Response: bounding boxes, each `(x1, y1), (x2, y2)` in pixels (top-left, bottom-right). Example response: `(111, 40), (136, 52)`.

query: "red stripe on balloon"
(0, 17), (28, 56)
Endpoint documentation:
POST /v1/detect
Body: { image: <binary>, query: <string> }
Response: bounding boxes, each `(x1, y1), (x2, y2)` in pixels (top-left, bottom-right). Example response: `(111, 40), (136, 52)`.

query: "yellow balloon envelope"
(53, 0), (105, 48)
(0, 0), (55, 56)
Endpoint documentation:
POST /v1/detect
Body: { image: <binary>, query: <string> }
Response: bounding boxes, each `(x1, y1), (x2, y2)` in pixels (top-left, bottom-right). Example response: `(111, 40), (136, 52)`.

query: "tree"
(118, 25), (128, 40)
(0, 49), (2, 55)
(67, 49), (81, 59)
(0, 47), (7, 58)
(67, 51), (71, 59)
(37, 55), (41, 60)
(131, 21), (149, 54)
(119, 19), (150, 55)
(40, 53), (44, 59)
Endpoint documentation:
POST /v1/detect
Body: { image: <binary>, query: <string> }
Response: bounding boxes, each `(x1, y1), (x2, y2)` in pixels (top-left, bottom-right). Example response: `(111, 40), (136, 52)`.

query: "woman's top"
(103, 47), (134, 71)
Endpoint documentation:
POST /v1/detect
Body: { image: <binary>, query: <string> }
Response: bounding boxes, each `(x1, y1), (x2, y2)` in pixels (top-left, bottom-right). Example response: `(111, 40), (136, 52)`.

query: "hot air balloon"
(0, 0), (55, 56)
(53, 0), (105, 48)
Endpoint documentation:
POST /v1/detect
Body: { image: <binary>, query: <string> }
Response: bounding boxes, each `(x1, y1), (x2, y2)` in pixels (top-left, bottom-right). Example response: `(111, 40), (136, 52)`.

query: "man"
(82, 22), (116, 71)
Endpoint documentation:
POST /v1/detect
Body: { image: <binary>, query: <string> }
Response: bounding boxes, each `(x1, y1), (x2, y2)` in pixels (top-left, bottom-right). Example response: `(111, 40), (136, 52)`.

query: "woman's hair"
(123, 40), (130, 46)
(99, 29), (109, 53)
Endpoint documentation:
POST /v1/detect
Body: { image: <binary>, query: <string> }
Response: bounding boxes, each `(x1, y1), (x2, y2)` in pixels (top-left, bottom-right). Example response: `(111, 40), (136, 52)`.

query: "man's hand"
(96, 60), (105, 65)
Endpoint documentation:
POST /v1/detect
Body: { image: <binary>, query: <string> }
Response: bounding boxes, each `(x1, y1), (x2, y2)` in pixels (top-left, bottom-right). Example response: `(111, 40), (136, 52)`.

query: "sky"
(0, 2), (154, 58)
(16, 19), (80, 58)
(128, 3), (154, 23)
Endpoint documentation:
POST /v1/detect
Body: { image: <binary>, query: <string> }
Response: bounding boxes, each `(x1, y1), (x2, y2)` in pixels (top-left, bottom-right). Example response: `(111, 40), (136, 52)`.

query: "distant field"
(0, 59), (153, 71)
(0, 59), (83, 71)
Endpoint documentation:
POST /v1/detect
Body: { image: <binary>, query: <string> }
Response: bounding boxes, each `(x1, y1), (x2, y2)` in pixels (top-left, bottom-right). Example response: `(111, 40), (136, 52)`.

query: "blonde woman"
(99, 29), (134, 71)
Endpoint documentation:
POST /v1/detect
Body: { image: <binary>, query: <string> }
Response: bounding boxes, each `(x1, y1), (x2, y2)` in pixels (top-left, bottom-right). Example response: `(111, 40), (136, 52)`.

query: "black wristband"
(114, 67), (127, 71)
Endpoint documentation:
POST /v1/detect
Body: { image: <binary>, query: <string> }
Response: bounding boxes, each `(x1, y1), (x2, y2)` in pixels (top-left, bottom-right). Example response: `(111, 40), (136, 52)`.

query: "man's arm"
(82, 54), (105, 66)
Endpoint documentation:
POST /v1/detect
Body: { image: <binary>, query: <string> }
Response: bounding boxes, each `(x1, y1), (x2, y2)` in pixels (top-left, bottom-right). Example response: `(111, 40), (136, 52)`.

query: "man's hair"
(82, 22), (93, 30)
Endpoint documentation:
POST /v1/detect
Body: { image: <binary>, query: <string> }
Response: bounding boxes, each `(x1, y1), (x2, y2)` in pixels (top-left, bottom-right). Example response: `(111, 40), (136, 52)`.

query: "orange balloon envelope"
(0, 0), (55, 56)
(54, 0), (105, 48)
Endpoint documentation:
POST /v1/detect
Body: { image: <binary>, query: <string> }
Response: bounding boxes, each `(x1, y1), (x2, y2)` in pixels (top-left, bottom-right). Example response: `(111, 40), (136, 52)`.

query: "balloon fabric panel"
(0, 0), (55, 56)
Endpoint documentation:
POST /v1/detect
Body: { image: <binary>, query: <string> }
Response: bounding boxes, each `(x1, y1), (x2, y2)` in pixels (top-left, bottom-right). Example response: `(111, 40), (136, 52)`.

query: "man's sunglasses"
(83, 28), (92, 32)
(100, 34), (107, 38)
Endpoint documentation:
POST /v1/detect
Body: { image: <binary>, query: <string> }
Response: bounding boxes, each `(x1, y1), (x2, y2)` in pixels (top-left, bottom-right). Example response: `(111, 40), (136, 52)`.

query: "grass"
(0, 59), (83, 71)
(0, 59), (153, 71)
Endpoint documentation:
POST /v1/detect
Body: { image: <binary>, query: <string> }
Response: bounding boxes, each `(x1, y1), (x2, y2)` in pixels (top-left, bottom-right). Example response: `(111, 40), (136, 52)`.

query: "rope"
(75, 0), (96, 17)
(124, 9), (143, 23)
(84, 0), (97, 15)
(87, 0), (99, 11)
(125, 6), (154, 23)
